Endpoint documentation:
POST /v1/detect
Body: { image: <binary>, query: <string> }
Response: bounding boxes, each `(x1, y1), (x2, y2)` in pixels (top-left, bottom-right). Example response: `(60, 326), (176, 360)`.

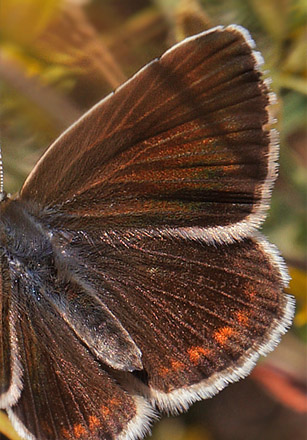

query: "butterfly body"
(0, 198), (52, 267)
(0, 25), (294, 440)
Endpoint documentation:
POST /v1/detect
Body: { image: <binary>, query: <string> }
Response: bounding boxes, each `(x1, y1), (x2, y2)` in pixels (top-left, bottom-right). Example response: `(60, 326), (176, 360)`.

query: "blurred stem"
(277, 74), (307, 94)
(0, 410), (23, 439)
(0, 51), (82, 130)
(58, 5), (127, 88)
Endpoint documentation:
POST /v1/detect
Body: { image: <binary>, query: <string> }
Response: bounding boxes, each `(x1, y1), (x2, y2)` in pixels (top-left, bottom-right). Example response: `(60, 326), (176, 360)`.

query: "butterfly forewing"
(21, 26), (273, 243)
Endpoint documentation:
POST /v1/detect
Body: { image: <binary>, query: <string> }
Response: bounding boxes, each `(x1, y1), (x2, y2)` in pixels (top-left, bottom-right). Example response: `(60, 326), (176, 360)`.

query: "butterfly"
(0, 25), (294, 440)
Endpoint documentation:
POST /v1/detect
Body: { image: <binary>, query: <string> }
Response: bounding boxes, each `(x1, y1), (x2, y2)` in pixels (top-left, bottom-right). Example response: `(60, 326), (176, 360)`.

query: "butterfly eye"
(0, 192), (7, 202)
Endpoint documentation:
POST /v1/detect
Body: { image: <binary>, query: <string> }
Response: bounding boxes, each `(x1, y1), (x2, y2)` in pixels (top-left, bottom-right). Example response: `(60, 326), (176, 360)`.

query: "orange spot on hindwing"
(100, 405), (110, 417)
(61, 397), (122, 440)
(187, 346), (210, 365)
(235, 310), (249, 326)
(214, 327), (235, 346)
(159, 358), (184, 377)
(160, 366), (170, 377)
(73, 424), (87, 438)
(170, 359), (184, 371)
(89, 415), (100, 431)
(62, 428), (70, 439)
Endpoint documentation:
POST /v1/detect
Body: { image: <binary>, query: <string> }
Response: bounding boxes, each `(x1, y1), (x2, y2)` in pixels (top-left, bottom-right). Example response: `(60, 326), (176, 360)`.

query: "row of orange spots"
(62, 422), (92, 439)
(99, 397), (121, 418)
(62, 421), (93, 439)
(159, 347), (213, 376)
(159, 348), (213, 377)
(187, 346), (210, 365)
(100, 397), (120, 418)
(159, 358), (185, 377)
(61, 397), (122, 438)
(213, 326), (235, 346)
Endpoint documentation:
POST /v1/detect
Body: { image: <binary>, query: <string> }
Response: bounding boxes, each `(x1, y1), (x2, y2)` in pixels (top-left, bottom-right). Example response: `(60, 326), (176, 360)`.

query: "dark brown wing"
(7, 275), (153, 440)
(47, 227), (293, 412)
(0, 254), (22, 410)
(20, 25), (275, 243)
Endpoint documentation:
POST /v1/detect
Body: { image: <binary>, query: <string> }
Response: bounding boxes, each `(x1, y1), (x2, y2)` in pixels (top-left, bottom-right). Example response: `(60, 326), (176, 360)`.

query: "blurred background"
(0, 0), (306, 439)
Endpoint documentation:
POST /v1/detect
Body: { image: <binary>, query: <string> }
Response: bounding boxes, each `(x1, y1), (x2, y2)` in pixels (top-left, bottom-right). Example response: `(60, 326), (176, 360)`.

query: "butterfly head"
(0, 191), (8, 202)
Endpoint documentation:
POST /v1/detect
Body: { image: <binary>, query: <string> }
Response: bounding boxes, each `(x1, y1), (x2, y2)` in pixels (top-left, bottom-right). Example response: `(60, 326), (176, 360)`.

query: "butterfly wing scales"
(7, 278), (151, 440)
(20, 26), (273, 241)
(0, 255), (22, 409)
(45, 226), (292, 411)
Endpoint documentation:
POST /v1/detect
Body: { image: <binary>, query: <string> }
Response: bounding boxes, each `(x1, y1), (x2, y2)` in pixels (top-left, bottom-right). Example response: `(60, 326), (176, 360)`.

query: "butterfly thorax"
(0, 197), (54, 274)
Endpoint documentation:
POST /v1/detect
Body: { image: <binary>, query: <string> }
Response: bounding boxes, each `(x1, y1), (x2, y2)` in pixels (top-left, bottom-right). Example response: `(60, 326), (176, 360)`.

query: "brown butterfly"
(0, 25), (294, 440)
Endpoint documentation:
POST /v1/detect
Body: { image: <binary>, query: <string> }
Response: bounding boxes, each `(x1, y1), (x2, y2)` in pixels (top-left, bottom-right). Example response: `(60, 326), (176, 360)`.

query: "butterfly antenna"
(0, 143), (5, 200)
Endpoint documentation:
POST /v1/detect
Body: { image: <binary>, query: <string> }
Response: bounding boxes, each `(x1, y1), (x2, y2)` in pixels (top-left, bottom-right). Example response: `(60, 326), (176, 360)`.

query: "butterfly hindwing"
(0, 254), (22, 409)
(7, 274), (152, 440)
(44, 224), (293, 412)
